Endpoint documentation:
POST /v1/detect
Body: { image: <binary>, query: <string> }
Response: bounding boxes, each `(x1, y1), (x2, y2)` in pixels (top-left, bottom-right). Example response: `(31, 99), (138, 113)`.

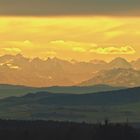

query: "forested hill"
(0, 120), (139, 140)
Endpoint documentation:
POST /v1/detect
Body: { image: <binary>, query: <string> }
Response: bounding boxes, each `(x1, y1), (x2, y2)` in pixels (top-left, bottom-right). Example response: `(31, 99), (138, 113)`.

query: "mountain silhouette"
(0, 54), (139, 87)
(108, 57), (132, 69)
(131, 58), (140, 70)
(80, 68), (140, 87)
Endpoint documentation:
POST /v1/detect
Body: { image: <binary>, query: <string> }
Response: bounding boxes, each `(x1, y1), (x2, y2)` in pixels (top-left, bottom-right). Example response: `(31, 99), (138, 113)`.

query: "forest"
(0, 119), (139, 140)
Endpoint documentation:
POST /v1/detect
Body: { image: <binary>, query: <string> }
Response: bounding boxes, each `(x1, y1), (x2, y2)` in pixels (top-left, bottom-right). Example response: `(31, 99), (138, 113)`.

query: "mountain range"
(0, 54), (140, 87)
(80, 68), (140, 87)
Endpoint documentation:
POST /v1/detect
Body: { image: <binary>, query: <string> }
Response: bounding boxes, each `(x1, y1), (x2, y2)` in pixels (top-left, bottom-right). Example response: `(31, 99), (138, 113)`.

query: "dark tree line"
(0, 119), (139, 140)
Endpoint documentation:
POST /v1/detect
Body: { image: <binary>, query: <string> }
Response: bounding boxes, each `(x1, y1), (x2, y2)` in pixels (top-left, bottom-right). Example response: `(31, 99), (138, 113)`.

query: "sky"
(0, 0), (140, 62)
(0, 0), (140, 16)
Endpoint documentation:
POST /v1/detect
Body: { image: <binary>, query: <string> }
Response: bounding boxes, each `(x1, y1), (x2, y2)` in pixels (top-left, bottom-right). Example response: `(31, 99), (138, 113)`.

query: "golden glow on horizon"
(0, 16), (140, 61)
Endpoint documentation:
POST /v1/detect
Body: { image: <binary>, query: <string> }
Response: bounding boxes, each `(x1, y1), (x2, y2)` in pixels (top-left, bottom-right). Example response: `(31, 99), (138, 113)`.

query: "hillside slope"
(0, 84), (123, 98)
(0, 87), (140, 122)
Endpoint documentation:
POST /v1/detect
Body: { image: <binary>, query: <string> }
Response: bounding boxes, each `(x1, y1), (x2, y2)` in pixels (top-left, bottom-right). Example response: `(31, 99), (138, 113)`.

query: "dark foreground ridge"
(0, 120), (139, 140)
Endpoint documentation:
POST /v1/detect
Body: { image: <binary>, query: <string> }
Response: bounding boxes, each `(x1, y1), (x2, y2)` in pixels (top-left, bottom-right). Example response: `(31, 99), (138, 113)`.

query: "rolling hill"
(0, 87), (140, 122)
(0, 84), (123, 98)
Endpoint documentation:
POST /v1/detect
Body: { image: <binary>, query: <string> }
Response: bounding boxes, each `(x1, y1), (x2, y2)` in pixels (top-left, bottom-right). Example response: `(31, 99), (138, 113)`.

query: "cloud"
(50, 40), (136, 55)
(6, 63), (20, 70)
(89, 46), (136, 54)
(73, 47), (86, 52)
(0, 0), (140, 16)
(105, 31), (125, 38)
(8, 40), (33, 48)
(2, 47), (22, 53)
(0, 41), (33, 49)
(41, 51), (57, 57)
(50, 40), (65, 45)
(50, 40), (97, 48)
(50, 40), (94, 52)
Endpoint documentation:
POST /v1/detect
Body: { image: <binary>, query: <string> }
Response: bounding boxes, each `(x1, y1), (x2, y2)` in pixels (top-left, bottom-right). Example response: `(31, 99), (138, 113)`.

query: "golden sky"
(0, 16), (140, 62)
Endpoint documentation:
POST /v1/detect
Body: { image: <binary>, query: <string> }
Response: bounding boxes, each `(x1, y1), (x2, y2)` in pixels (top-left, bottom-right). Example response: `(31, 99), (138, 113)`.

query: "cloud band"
(0, 0), (140, 16)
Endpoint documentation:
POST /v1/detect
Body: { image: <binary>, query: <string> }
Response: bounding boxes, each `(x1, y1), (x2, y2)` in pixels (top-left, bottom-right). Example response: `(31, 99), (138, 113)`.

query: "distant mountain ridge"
(80, 68), (140, 87)
(108, 57), (132, 69)
(0, 54), (140, 87)
(131, 58), (140, 70)
(0, 84), (124, 98)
